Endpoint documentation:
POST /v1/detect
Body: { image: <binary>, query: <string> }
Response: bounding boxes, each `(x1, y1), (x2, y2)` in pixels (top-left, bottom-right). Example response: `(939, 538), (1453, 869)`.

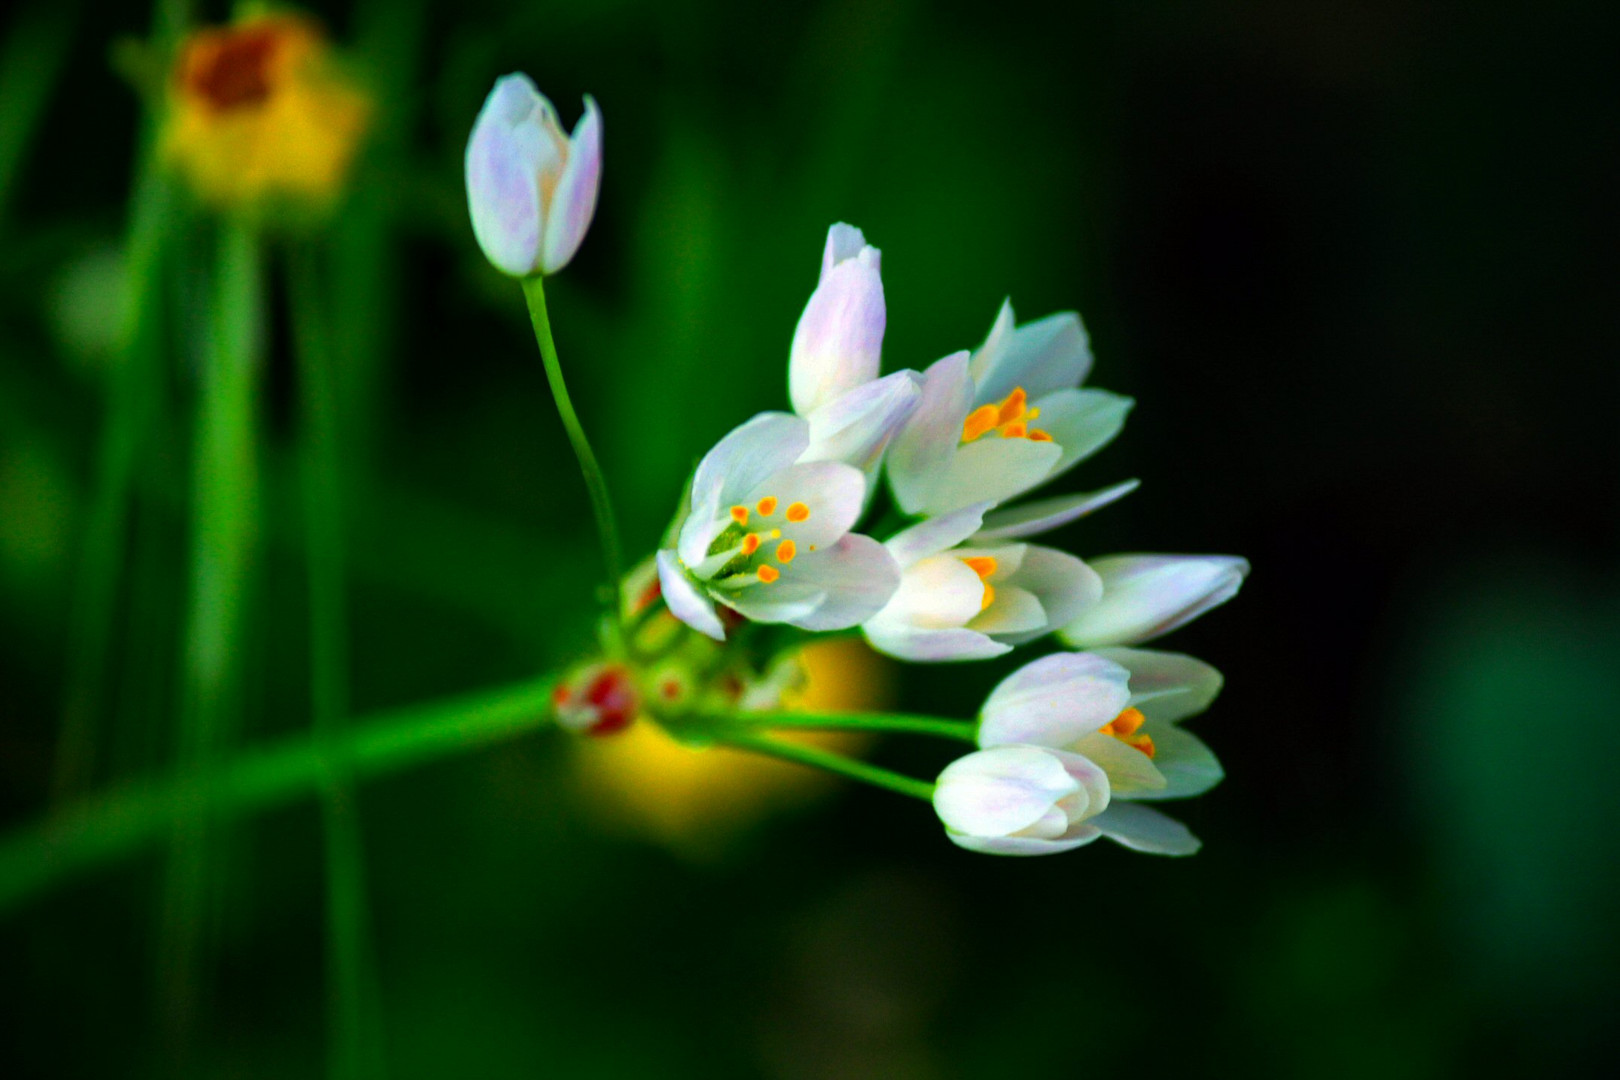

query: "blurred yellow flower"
(161, 12), (370, 209)
(572, 639), (897, 853)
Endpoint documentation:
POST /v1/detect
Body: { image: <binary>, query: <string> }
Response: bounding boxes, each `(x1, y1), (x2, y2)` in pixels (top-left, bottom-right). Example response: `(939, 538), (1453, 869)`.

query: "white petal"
(1067, 732), (1168, 796)
(1034, 388), (1133, 477)
(745, 460), (866, 551)
(1091, 802), (1201, 856)
(713, 579), (826, 624)
(874, 553), (986, 629)
(992, 546), (1101, 645)
(978, 652), (1132, 748)
(801, 370), (922, 471)
(1132, 723), (1223, 800)
(689, 412), (809, 521)
(884, 502), (993, 569)
(933, 746), (1078, 836)
(862, 622), (1009, 663)
(781, 534), (900, 631)
(539, 95), (603, 274)
(970, 303), (1094, 407)
(926, 436), (1061, 516)
(886, 352), (973, 515)
(789, 241), (885, 415)
(655, 550), (724, 641)
(1060, 555), (1250, 648)
(820, 223), (872, 279)
(946, 826), (1102, 855)
(968, 584), (1046, 636)
(465, 74), (548, 276)
(972, 480), (1140, 542)
(1092, 646), (1224, 724)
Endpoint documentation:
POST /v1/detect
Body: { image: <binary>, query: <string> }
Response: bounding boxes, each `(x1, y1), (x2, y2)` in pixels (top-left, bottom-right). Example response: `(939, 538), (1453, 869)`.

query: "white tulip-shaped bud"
(789, 224), (886, 416)
(933, 745), (1111, 855)
(465, 73), (602, 277)
(1059, 555), (1249, 648)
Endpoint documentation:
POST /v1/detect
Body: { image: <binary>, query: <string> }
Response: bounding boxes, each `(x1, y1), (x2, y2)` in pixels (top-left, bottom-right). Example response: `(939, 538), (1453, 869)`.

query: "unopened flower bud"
(553, 663), (638, 736)
(465, 73), (602, 277)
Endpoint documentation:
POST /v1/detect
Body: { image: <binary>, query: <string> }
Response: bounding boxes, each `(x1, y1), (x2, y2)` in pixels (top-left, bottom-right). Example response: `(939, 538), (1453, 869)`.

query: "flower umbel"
(457, 87), (1250, 864)
(161, 13), (370, 210)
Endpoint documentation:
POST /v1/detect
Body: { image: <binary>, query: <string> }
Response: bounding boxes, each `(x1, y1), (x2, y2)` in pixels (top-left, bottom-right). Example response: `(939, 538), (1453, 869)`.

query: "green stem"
(520, 274), (624, 643)
(289, 242), (384, 1080)
(0, 676), (558, 917)
(160, 217), (263, 1048)
(712, 731), (937, 802)
(720, 710), (978, 743)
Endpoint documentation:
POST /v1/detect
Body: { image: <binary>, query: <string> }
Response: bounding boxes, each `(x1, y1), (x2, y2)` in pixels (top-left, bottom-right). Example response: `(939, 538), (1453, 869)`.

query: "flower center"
(716, 495), (815, 584)
(181, 22), (295, 113)
(1097, 707), (1155, 758)
(961, 556), (998, 611)
(961, 387), (1053, 444)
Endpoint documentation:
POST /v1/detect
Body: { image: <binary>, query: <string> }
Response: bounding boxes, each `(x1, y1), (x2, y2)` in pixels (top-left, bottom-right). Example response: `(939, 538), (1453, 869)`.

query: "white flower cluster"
(651, 224), (1247, 855)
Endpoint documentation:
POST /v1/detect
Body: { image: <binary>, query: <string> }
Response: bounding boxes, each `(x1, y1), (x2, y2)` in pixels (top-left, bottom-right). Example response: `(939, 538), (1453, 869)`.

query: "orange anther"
(776, 540), (798, 563)
(1000, 423), (1027, 439)
(740, 534), (761, 555)
(962, 405), (1000, 443)
(996, 387), (1028, 425)
(961, 556), (998, 580)
(1028, 429), (1053, 442)
(980, 581), (996, 611)
(730, 505), (749, 525)
(756, 496), (778, 516)
(786, 502), (810, 522)
(757, 564), (780, 584)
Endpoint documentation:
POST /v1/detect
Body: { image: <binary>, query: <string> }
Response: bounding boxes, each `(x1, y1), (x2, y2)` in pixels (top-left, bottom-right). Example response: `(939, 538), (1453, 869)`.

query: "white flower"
(790, 224), (886, 416)
(1058, 554), (1249, 648)
(657, 412), (900, 641)
(465, 74), (602, 277)
(952, 649), (1224, 855)
(886, 301), (1133, 518)
(862, 502), (1101, 662)
(933, 745), (1110, 855)
(788, 225), (919, 475)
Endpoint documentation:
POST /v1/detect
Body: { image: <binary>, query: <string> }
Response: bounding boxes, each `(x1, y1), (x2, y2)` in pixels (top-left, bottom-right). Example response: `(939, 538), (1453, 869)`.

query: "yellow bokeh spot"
(570, 640), (898, 854)
(161, 13), (371, 209)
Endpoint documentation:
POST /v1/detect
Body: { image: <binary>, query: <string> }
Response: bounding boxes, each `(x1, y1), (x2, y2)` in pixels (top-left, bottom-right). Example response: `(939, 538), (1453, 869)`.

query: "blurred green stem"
(289, 242), (385, 1080)
(520, 274), (624, 645)
(0, 0), (78, 227)
(159, 218), (263, 1050)
(52, 149), (175, 799)
(711, 731), (937, 801)
(0, 676), (558, 916)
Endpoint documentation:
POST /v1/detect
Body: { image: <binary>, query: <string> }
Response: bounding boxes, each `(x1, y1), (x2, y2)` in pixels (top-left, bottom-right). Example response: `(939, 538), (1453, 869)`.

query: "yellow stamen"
(740, 534), (761, 556)
(962, 405), (1000, 442)
(961, 556), (998, 580)
(786, 502), (810, 522)
(979, 582), (996, 611)
(757, 564), (780, 584)
(962, 386), (1056, 445)
(756, 496), (778, 517)
(776, 540), (797, 563)
(730, 505), (750, 525)
(770, 529), (781, 539)
(996, 387), (1027, 425)
(1097, 707), (1156, 758)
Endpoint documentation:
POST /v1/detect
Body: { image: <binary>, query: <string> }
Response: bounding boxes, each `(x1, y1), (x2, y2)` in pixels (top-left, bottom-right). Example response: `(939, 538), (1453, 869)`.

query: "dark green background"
(2, 0), (1616, 1075)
